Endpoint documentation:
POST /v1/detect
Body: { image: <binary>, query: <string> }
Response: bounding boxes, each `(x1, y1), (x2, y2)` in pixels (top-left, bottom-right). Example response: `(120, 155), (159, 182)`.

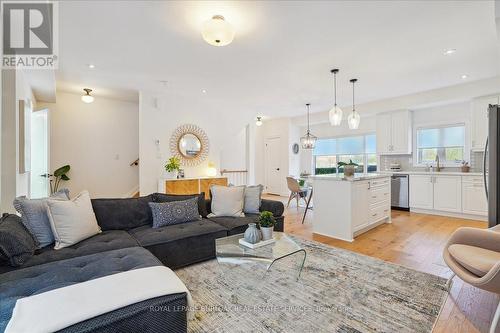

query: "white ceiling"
(56, 0), (500, 117)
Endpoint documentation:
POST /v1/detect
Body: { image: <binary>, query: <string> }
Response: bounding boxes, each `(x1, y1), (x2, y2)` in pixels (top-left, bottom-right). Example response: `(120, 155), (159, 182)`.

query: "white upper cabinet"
(471, 95), (499, 151)
(376, 110), (412, 155)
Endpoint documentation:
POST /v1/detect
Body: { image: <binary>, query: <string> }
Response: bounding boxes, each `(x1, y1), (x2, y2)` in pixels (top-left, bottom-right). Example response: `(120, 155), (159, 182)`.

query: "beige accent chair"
(286, 177), (309, 208)
(443, 225), (500, 333)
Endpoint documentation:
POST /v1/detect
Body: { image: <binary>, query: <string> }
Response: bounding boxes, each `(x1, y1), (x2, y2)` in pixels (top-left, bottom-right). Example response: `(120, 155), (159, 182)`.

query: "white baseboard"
(410, 208), (487, 221)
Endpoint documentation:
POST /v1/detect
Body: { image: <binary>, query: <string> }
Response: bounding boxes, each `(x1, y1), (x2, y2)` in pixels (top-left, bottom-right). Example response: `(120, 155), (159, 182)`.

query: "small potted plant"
(338, 160), (359, 178)
(165, 156), (181, 179)
(258, 211), (276, 241)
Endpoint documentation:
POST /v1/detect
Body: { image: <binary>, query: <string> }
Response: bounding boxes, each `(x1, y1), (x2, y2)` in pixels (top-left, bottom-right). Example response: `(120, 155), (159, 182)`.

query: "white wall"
(139, 91), (249, 195)
(38, 92), (139, 198)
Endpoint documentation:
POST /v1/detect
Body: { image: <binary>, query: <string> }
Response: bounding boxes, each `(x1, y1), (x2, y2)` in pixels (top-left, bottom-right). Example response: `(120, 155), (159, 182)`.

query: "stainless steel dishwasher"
(391, 174), (409, 210)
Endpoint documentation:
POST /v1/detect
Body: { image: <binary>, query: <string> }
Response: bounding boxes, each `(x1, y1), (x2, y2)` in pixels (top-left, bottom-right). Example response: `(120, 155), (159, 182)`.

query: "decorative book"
(238, 238), (276, 249)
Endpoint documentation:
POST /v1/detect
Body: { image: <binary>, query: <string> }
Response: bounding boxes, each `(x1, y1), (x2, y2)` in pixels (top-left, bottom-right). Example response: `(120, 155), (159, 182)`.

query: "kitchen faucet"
(435, 155), (441, 172)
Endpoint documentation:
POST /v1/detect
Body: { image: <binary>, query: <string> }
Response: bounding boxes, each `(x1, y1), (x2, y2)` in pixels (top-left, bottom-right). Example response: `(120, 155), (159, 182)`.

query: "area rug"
(175, 236), (448, 333)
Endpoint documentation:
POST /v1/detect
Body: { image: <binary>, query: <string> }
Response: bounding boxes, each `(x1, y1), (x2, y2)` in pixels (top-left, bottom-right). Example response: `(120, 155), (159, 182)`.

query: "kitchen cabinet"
(462, 176), (488, 216)
(409, 175), (434, 209)
(376, 110), (412, 155)
(433, 176), (462, 213)
(352, 181), (369, 230)
(471, 95), (499, 151)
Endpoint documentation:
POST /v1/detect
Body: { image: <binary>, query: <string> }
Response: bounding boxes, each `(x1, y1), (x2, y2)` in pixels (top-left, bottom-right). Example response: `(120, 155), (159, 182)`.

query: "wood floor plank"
(265, 194), (499, 333)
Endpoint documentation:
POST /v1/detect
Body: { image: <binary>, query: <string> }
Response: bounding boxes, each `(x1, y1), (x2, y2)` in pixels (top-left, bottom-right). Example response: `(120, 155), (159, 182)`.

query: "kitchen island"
(310, 174), (391, 242)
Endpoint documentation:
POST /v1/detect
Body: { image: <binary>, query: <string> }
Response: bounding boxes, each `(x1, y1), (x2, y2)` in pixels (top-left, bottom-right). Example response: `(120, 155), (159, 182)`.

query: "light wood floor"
(265, 194), (499, 333)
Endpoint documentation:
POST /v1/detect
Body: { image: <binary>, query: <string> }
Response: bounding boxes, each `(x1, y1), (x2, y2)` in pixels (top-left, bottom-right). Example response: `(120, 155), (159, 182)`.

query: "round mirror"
(178, 133), (202, 158)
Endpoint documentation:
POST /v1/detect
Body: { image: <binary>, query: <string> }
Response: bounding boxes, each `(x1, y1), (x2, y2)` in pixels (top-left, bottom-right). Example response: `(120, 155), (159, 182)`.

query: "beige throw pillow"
(46, 191), (101, 250)
(210, 185), (245, 217)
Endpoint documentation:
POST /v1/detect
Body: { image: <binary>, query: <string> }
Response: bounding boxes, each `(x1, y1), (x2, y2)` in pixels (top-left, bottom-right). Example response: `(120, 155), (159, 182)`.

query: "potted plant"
(338, 160), (359, 178)
(165, 156), (181, 179)
(258, 211), (276, 241)
(47, 165), (71, 194)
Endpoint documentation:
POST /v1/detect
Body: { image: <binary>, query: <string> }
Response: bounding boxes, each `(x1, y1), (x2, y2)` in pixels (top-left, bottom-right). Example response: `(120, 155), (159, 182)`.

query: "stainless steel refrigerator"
(486, 104), (500, 227)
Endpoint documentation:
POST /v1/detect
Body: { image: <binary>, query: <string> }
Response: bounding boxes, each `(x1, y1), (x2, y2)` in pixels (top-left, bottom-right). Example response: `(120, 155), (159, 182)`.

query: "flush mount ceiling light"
(256, 116), (263, 126)
(347, 79), (360, 130)
(444, 48), (457, 55)
(87, 64), (95, 69)
(461, 74), (469, 79)
(329, 68), (343, 126)
(81, 88), (94, 103)
(201, 15), (235, 46)
(300, 103), (317, 149)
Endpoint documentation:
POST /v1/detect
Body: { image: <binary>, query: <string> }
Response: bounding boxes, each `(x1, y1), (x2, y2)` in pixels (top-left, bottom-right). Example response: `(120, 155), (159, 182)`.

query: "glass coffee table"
(215, 232), (307, 280)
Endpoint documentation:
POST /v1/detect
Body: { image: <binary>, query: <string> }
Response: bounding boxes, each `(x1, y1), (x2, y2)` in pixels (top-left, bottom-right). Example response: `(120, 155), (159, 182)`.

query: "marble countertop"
(307, 173), (390, 182)
(379, 171), (484, 176)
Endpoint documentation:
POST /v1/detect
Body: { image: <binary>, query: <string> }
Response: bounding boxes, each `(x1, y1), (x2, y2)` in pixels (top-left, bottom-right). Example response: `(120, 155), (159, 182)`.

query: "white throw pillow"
(210, 185), (245, 217)
(46, 191), (101, 250)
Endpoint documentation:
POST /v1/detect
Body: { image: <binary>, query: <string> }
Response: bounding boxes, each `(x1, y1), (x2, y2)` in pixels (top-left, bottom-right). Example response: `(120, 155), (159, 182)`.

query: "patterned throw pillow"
(149, 197), (201, 228)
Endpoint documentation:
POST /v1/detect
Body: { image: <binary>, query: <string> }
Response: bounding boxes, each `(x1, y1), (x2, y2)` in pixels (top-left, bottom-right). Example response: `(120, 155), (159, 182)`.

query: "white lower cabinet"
(352, 182), (369, 230)
(433, 176), (462, 213)
(409, 174), (487, 219)
(352, 179), (390, 232)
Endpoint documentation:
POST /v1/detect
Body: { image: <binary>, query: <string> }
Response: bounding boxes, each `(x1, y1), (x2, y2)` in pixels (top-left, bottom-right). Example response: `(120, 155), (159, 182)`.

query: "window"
(313, 134), (376, 175)
(416, 124), (465, 166)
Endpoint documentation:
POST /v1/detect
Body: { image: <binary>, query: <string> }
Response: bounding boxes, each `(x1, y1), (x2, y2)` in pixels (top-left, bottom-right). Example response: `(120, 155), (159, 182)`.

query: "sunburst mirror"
(169, 124), (209, 166)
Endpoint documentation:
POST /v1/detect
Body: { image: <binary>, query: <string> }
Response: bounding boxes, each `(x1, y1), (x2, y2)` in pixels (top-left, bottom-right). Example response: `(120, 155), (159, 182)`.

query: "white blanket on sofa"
(6, 266), (193, 333)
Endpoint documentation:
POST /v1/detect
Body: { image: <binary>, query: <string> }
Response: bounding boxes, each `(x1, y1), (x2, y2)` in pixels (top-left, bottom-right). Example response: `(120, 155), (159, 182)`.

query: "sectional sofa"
(0, 192), (284, 332)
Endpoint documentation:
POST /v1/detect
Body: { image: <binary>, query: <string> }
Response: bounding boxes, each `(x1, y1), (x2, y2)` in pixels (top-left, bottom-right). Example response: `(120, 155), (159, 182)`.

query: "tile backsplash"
(380, 151), (485, 172)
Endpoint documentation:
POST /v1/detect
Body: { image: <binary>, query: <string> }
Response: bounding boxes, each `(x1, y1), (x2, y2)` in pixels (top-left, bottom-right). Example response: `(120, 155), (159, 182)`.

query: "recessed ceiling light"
(444, 48), (456, 55)
(202, 89), (207, 94)
(461, 74), (469, 79)
(88, 64), (95, 69)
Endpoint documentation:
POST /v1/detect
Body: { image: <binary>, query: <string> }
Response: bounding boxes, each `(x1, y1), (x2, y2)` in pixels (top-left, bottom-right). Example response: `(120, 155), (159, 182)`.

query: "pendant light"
(255, 116), (263, 126)
(347, 79), (360, 129)
(81, 88), (94, 103)
(328, 69), (342, 126)
(300, 103), (317, 149)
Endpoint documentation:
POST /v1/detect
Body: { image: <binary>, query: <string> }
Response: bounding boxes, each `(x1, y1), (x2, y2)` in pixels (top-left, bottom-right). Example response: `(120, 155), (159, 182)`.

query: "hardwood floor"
(265, 194), (499, 333)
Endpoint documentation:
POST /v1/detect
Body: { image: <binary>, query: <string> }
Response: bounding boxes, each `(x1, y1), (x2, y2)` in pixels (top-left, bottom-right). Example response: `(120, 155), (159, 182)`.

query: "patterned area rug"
(175, 236), (448, 333)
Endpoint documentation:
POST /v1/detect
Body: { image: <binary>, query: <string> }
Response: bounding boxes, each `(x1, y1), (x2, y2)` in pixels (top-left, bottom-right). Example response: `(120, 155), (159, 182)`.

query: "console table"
(157, 177), (228, 199)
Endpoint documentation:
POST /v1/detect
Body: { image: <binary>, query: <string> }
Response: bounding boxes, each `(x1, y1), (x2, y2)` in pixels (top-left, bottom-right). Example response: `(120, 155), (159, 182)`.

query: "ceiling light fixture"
(202, 89), (207, 94)
(81, 88), (94, 103)
(444, 48), (456, 55)
(256, 116), (263, 126)
(88, 64), (95, 69)
(461, 74), (469, 79)
(201, 15), (235, 46)
(329, 68), (342, 126)
(300, 103), (317, 149)
(347, 79), (360, 130)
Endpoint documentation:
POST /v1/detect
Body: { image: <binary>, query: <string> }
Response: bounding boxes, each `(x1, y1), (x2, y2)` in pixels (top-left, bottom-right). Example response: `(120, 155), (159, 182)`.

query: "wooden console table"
(158, 177), (228, 199)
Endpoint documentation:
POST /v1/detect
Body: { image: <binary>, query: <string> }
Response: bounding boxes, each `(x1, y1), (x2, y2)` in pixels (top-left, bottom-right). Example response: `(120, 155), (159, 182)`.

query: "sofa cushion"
(0, 230), (138, 274)
(152, 192), (208, 218)
(448, 244), (500, 277)
(0, 214), (37, 267)
(208, 215), (260, 235)
(0, 247), (162, 332)
(13, 189), (70, 248)
(91, 195), (153, 231)
(149, 198), (201, 228)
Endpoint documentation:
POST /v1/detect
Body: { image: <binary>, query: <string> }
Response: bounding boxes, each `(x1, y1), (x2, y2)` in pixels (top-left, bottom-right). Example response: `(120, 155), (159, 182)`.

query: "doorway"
(30, 109), (49, 198)
(265, 137), (282, 195)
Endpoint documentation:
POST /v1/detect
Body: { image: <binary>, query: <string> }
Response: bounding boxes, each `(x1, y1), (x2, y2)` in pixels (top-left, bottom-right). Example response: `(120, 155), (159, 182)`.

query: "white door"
(376, 113), (391, 154)
(352, 181), (369, 231)
(265, 137), (282, 195)
(391, 111), (410, 154)
(30, 109), (50, 198)
(433, 176), (462, 213)
(409, 175), (434, 209)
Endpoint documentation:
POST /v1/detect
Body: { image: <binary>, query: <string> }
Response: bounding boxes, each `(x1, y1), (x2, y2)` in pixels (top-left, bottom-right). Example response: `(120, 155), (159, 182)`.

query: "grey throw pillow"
(13, 189), (70, 248)
(244, 185), (263, 214)
(0, 214), (37, 267)
(149, 197), (201, 228)
(209, 185), (245, 217)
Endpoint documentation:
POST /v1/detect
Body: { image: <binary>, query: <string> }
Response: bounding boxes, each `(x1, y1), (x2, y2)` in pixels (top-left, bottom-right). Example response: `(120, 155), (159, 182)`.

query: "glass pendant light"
(347, 79), (360, 129)
(328, 69), (342, 126)
(300, 103), (317, 149)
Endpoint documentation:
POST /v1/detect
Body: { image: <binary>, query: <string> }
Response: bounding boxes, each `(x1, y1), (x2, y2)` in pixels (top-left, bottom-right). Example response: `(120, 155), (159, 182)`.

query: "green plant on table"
(258, 211), (276, 228)
(337, 159), (359, 167)
(165, 156), (181, 172)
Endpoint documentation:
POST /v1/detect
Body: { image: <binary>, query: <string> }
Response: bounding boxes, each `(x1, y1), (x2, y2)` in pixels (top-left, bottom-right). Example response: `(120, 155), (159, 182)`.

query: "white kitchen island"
(310, 174), (391, 242)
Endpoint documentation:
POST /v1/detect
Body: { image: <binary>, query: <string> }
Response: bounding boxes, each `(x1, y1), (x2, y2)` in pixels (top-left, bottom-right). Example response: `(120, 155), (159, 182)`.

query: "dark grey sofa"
(0, 192), (285, 332)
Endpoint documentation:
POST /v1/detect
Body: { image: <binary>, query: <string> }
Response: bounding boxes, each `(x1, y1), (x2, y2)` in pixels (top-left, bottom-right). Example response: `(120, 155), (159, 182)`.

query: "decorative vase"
(260, 226), (273, 241)
(244, 223), (261, 244)
(344, 165), (355, 178)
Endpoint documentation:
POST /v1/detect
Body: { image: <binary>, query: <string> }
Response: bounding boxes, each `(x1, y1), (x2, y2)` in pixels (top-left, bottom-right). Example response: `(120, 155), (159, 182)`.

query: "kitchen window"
(313, 134), (376, 174)
(415, 124), (466, 166)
